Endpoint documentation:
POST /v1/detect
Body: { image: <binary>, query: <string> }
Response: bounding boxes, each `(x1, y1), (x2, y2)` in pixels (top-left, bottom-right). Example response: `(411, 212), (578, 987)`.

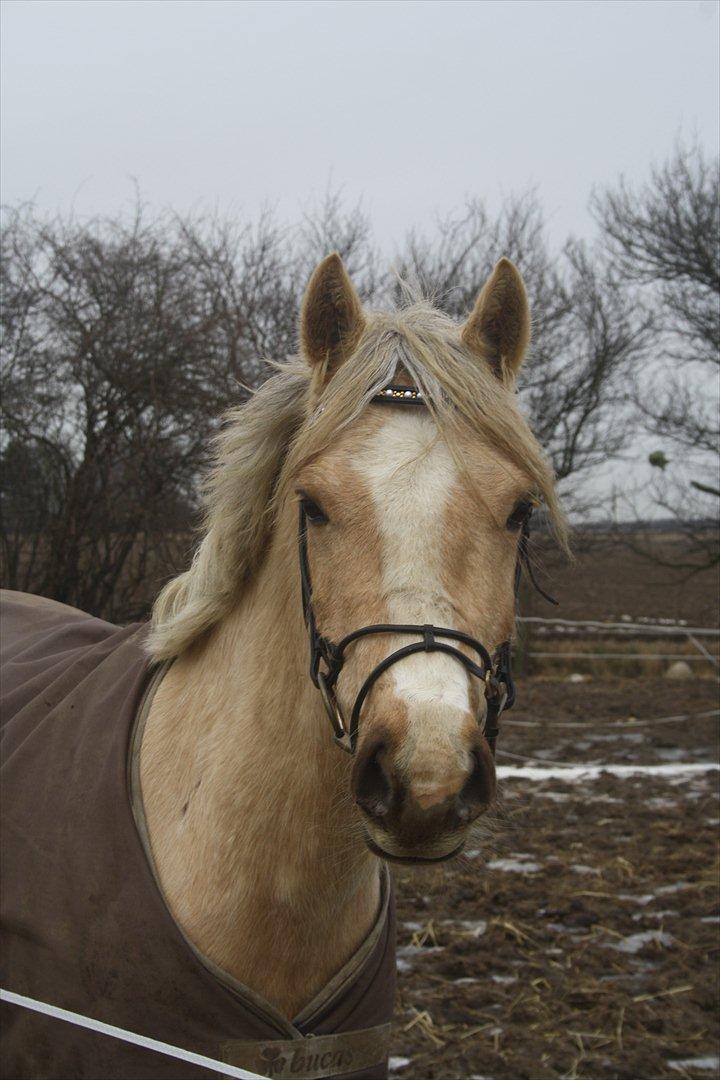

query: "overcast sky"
(2, 0), (718, 249)
(1, 0), (718, 516)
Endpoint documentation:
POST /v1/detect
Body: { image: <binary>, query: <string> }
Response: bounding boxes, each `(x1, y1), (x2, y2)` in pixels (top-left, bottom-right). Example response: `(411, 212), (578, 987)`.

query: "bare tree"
(1, 189), (659, 617)
(1, 205), (225, 616)
(593, 142), (720, 570)
(392, 194), (649, 510)
(0, 198), (380, 618)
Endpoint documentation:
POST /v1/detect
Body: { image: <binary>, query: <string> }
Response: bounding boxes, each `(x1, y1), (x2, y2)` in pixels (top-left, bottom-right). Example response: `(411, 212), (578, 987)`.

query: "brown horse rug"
(0, 591), (396, 1080)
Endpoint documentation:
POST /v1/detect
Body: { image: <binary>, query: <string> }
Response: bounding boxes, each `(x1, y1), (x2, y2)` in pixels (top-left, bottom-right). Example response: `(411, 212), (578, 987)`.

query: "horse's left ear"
(461, 258), (530, 384)
(300, 253), (366, 382)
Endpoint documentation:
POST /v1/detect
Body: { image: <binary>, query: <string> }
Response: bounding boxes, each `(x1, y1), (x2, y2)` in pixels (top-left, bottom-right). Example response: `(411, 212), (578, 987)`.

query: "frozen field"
(389, 676), (719, 1080)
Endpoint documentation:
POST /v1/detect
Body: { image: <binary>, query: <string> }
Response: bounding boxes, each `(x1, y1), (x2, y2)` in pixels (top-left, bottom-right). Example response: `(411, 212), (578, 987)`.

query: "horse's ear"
(300, 253), (366, 381)
(461, 258), (530, 384)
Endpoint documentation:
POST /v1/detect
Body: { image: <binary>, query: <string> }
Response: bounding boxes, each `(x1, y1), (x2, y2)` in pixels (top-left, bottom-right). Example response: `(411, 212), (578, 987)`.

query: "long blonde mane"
(148, 301), (567, 661)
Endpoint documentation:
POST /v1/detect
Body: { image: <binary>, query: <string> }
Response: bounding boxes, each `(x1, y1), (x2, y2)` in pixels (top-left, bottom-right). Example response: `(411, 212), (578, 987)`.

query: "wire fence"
(503, 708), (720, 730)
(517, 616), (720, 637)
(0, 989), (264, 1079)
(516, 616), (720, 672)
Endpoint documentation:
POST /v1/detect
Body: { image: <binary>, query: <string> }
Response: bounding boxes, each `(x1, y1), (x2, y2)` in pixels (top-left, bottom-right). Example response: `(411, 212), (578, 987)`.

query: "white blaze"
(357, 410), (473, 789)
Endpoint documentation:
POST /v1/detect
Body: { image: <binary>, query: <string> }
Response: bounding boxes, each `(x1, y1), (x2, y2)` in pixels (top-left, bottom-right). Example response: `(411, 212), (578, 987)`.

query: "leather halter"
(298, 383), (555, 756)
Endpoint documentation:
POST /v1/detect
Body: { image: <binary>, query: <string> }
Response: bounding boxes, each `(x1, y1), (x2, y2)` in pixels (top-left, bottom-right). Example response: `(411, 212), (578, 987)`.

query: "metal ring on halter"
(317, 672), (354, 754)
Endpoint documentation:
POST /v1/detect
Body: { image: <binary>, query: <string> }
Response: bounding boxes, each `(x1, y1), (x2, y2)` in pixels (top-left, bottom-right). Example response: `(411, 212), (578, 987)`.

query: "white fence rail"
(0, 989), (265, 1079)
(516, 616), (720, 670)
(517, 616), (720, 637)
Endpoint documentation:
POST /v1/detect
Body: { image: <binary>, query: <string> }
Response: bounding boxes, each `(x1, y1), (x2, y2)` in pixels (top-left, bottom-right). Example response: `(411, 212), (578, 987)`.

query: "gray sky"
(2, 0), (718, 248)
(1, 0), (718, 517)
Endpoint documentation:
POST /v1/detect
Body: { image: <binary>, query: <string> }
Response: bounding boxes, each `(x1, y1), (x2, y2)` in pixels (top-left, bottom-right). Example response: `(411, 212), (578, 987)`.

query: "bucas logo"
(260, 1043), (355, 1078)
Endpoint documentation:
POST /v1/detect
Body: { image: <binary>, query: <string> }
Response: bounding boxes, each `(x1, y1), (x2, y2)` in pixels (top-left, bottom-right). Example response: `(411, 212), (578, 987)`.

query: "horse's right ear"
(300, 253), (366, 382)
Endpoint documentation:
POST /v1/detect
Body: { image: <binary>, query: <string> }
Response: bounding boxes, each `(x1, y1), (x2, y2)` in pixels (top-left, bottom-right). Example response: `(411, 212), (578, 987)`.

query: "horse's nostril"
(457, 750), (495, 823)
(353, 741), (394, 819)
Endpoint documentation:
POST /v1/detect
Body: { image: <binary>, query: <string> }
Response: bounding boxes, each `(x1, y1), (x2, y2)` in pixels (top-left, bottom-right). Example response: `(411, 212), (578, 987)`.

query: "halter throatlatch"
(298, 382), (557, 756)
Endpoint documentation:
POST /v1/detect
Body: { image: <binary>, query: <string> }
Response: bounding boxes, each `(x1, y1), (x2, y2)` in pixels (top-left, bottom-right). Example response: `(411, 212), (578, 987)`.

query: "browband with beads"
(372, 384), (425, 405)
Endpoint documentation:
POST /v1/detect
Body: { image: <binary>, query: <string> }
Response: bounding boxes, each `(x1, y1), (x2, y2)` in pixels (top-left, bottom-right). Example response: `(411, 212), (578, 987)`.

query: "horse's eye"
(506, 499), (533, 531)
(300, 495), (328, 525)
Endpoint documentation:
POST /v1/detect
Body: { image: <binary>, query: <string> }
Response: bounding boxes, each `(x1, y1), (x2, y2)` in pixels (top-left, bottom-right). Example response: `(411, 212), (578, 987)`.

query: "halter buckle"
(317, 672), (354, 754)
(484, 668), (500, 697)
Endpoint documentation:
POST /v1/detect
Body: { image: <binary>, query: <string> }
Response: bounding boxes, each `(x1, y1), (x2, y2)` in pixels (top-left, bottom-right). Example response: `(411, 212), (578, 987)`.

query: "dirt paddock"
(389, 676), (719, 1080)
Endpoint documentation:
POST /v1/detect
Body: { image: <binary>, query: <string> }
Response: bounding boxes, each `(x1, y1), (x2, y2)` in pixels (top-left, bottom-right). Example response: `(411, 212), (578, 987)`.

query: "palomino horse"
(0, 254), (564, 1080)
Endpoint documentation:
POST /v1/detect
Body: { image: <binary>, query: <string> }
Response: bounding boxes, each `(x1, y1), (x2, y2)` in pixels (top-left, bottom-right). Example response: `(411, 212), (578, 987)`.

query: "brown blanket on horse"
(0, 591), (395, 1080)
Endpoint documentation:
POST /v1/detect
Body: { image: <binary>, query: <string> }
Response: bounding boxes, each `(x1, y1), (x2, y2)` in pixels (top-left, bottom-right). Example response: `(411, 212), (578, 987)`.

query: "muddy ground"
(388, 677), (719, 1080)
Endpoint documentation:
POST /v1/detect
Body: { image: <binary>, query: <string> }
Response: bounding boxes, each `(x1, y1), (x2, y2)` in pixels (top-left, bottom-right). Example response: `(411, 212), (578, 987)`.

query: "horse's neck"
(139, 527), (379, 1018)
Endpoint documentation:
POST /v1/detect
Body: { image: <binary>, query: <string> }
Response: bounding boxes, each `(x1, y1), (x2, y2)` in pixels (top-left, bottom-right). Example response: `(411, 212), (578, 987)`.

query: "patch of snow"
(636, 615), (688, 626)
(486, 857), (541, 873)
(396, 944), (443, 972)
(454, 977), (479, 985)
(700, 916), (720, 924)
(585, 732), (646, 744)
(536, 791), (572, 802)
(491, 974), (518, 984)
(656, 882), (693, 896)
(569, 863), (601, 875)
(388, 1057), (412, 1072)
(668, 1057), (719, 1073)
(656, 747), (693, 762)
(632, 910), (678, 922)
(498, 763), (719, 782)
(606, 930), (674, 954)
(547, 922), (584, 936)
(401, 921), (423, 932)
(675, 785), (706, 797)
(617, 893), (656, 905)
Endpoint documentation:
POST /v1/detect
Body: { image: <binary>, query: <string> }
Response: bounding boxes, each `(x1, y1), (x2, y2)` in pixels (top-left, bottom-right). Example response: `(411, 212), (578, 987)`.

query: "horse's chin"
(362, 830), (465, 866)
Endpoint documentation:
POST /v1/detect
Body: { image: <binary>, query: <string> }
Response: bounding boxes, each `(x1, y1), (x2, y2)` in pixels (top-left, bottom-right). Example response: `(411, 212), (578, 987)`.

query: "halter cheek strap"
(298, 383), (556, 756)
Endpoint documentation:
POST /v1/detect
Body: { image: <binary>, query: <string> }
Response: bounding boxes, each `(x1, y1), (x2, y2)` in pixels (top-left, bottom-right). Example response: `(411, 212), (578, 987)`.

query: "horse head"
(290, 253), (562, 864)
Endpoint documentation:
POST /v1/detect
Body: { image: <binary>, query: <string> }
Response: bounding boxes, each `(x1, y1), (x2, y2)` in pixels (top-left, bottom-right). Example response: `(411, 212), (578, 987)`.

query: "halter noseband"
(298, 383), (556, 756)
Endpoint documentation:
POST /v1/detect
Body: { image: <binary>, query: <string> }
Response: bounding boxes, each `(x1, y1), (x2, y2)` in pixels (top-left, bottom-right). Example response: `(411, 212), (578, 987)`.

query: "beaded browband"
(373, 383), (425, 404)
